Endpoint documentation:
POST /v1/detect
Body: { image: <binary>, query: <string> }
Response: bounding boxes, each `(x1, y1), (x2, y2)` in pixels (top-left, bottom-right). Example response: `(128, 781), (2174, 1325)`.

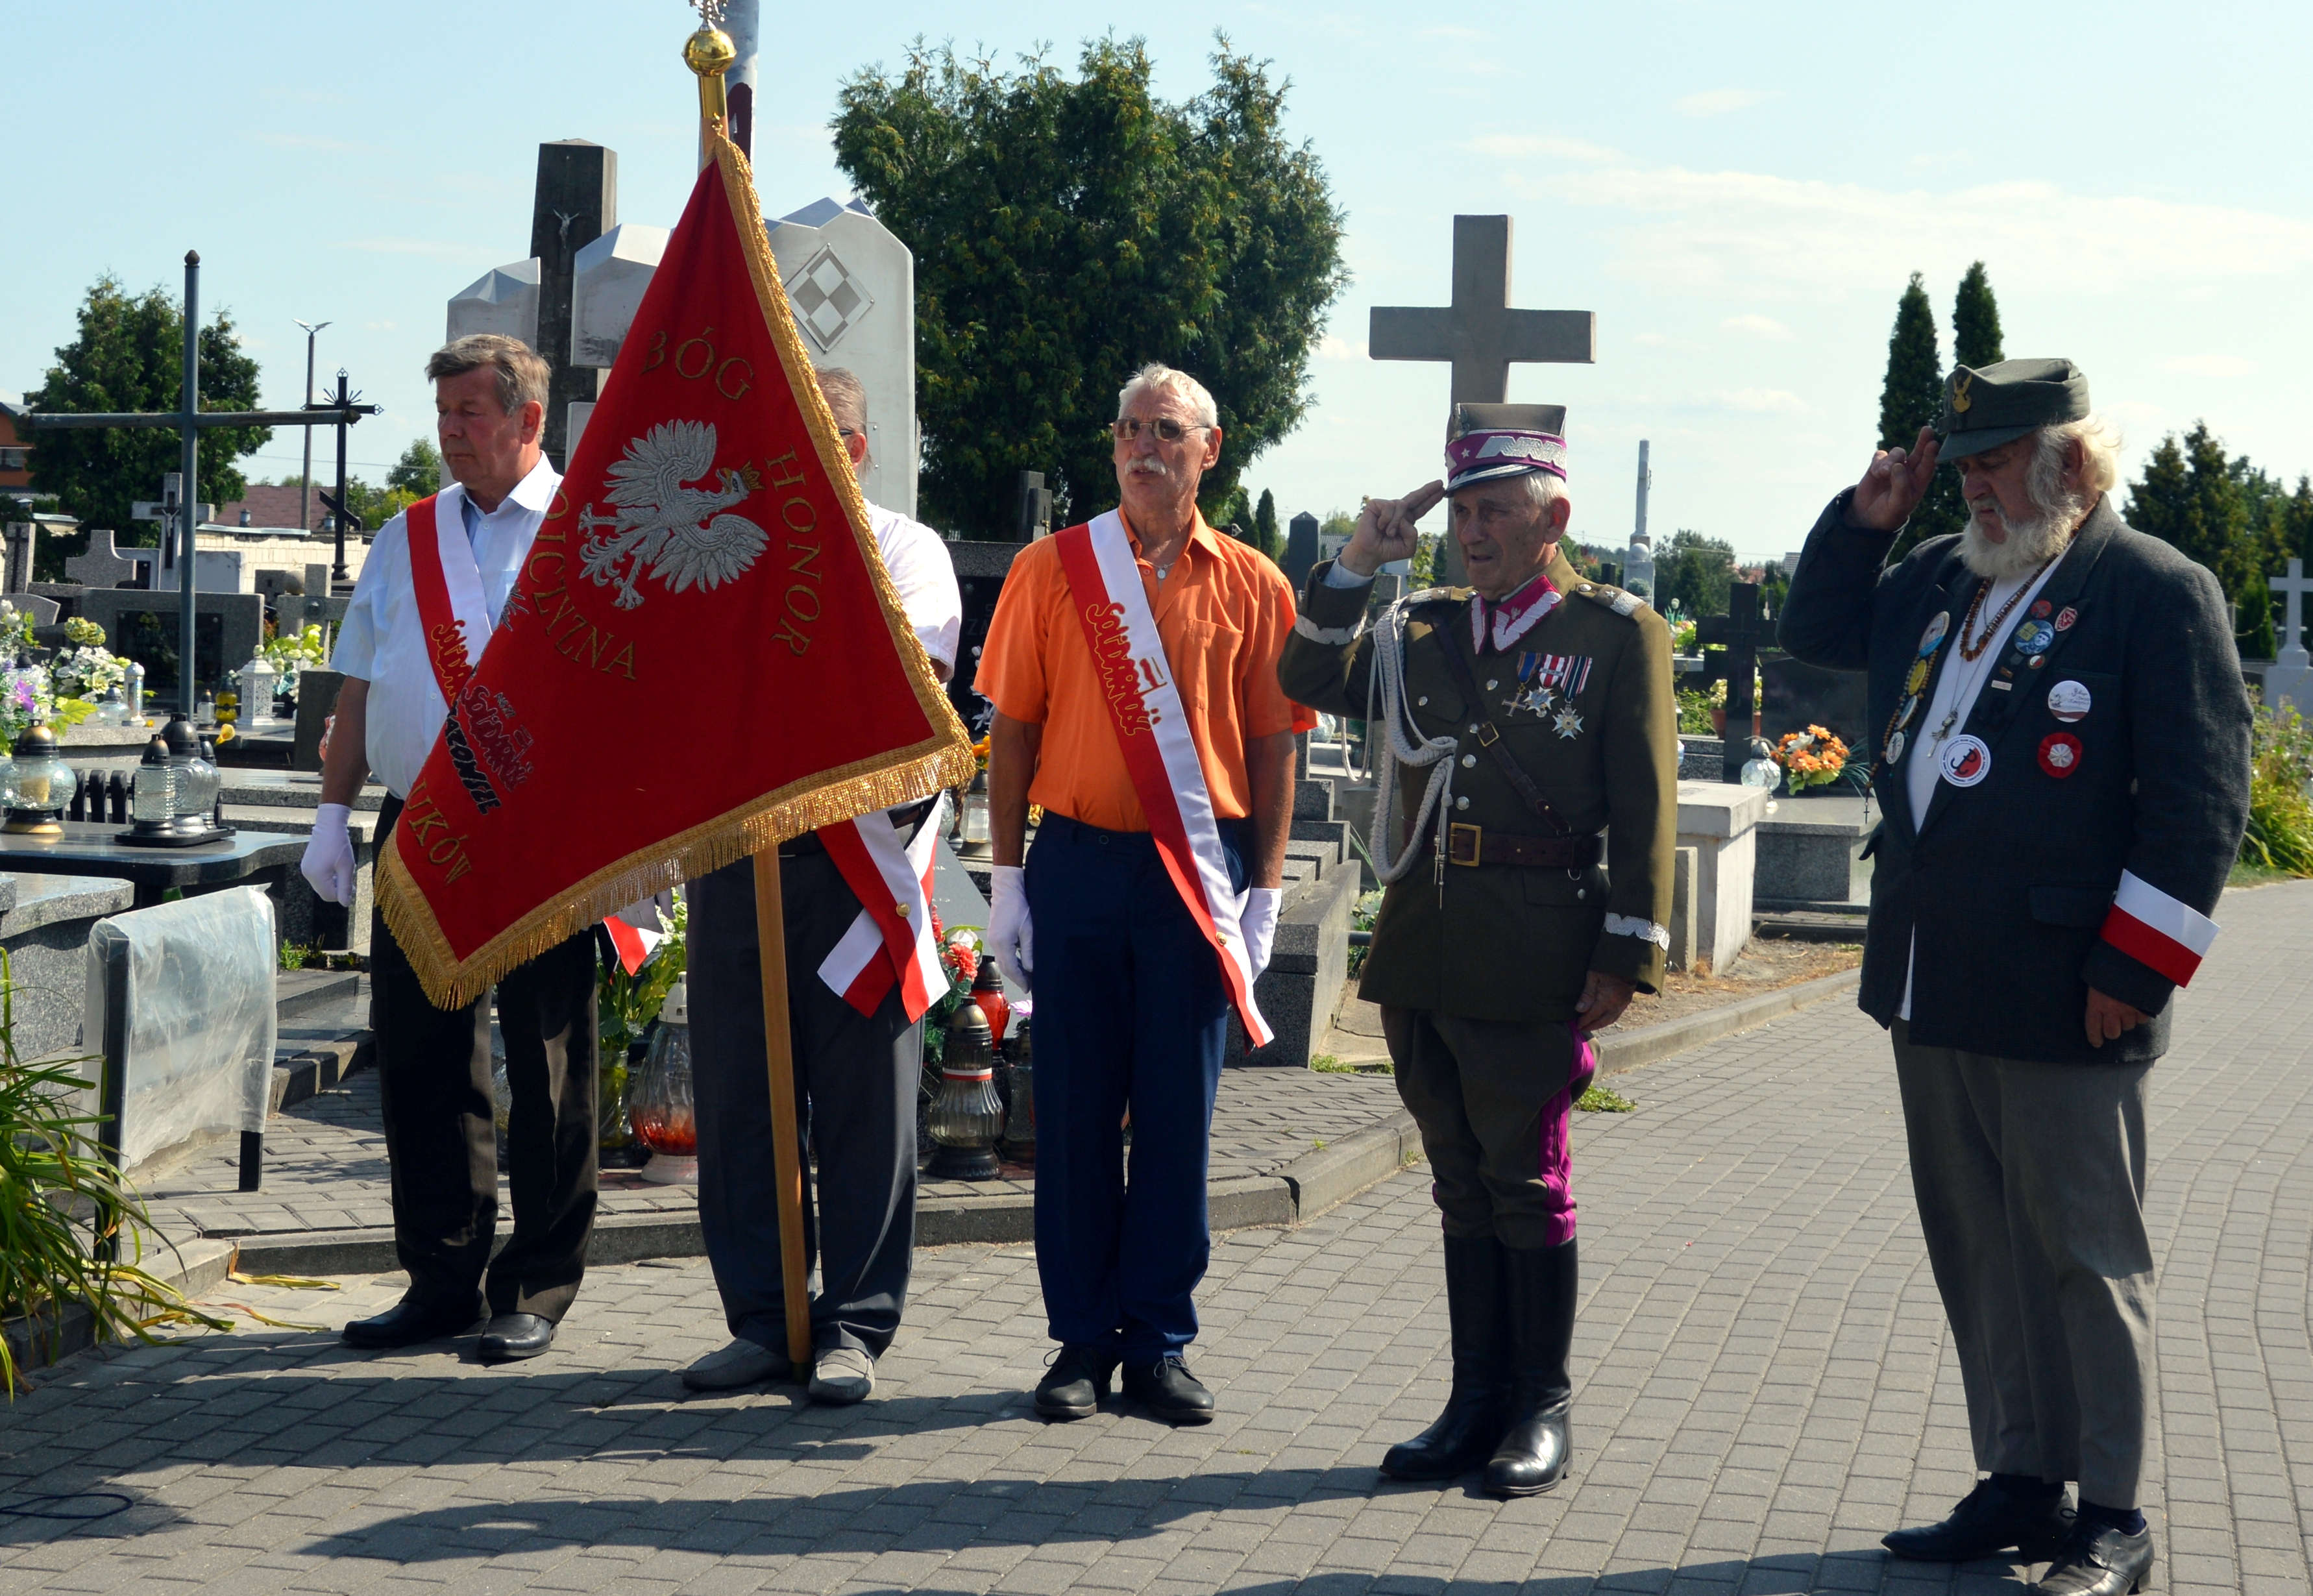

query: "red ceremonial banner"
(378, 130), (973, 1007)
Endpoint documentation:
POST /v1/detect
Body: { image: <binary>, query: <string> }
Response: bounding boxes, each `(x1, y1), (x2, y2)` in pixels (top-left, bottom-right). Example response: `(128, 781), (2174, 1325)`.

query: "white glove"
(300, 802), (356, 907)
(987, 865), (1034, 994)
(1238, 887), (1282, 982)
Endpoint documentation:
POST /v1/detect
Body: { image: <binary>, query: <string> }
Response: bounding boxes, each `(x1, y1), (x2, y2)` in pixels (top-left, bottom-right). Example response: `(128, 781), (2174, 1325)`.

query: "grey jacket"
(1779, 492), (2251, 1065)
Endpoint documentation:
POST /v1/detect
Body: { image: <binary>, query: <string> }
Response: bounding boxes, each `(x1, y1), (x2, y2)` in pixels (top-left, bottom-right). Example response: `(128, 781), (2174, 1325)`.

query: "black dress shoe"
(341, 1294), (483, 1350)
(1884, 1479), (2074, 1562)
(1034, 1344), (1118, 1420)
(2035, 1521), (2155, 1595)
(476, 1312), (556, 1363)
(1122, 1356), (1215, 1425)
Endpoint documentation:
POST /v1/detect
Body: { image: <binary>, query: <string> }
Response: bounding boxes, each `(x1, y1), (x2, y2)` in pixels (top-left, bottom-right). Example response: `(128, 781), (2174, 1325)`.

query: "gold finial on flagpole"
(683, 3), (737, 136)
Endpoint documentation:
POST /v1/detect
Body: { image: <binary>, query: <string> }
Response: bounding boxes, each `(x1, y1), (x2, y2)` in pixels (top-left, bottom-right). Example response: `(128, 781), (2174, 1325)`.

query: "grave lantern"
(928, 998), (1004, 1180)
(954, 772), (992, 857)
(630, 978), (698, 1185)
(0, 722), (79, 836)
(999, 1014), (1036, 1166)
(122, 717), (227, 845)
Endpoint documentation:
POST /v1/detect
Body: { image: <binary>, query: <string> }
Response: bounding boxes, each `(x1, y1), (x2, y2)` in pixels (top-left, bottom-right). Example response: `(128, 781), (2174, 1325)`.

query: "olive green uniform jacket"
(1278, 549), (1678, 1024)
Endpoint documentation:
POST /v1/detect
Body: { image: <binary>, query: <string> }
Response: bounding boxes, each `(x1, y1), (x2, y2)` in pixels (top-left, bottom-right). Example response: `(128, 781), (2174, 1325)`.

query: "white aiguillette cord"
(1363, 596), (1458, 885)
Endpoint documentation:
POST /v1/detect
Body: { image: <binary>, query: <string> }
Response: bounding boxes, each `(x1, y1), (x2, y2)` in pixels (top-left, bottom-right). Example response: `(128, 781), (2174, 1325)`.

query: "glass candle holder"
(630, 979), (698, 1183)
(928, 998), (1004, 1180)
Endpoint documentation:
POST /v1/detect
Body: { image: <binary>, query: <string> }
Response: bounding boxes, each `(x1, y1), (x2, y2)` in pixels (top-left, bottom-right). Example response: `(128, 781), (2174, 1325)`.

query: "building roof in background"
(214, 484), (325, 532)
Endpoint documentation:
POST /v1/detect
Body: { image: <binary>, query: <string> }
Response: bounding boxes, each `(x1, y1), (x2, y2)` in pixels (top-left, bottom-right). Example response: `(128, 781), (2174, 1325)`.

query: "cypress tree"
(1877, 273), (1942, 451)
(1952, 262), (2004, 369)
(1878, 273), (1963, 559)
(1254, 488), (1280, 560)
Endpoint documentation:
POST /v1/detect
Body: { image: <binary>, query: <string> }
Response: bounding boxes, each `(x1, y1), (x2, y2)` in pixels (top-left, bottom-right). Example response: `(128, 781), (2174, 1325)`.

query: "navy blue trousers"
(1027, 812), (1242, 1360)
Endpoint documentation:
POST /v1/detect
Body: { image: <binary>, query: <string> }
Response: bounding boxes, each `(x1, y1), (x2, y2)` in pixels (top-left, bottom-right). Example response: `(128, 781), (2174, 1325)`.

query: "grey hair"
(1451, 471), (1564, 516)
(426, 334), (548, 417)
(1116, 362), (1219, 430)
(814, 367), (870, 464)
(2027, 411), (2123, 508)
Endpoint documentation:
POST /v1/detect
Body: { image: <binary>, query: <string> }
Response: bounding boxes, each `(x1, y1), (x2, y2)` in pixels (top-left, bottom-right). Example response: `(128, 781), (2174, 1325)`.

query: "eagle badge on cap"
(1951, 371), (1974, 414)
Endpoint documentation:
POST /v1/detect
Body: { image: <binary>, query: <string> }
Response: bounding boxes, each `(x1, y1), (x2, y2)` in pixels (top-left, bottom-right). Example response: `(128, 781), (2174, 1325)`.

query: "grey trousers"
(687, 845), (922, 1358)
(1891, 1020), (2156, 1508)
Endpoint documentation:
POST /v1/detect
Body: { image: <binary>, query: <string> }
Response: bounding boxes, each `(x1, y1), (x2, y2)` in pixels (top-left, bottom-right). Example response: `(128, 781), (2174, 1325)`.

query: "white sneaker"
(809, 1345), (875, 1405)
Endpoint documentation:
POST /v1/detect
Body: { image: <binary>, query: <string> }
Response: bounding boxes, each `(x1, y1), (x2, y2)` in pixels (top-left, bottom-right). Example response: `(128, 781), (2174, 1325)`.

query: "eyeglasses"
(1110, 417), (1210, 445)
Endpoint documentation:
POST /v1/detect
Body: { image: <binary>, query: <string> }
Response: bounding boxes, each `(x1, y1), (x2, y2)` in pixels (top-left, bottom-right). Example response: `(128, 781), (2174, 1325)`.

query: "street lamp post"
(292, 319), (330, 532)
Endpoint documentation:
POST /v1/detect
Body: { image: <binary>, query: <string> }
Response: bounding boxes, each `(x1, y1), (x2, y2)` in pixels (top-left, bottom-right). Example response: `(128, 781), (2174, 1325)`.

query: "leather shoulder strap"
(1428, 624), (1573, 837)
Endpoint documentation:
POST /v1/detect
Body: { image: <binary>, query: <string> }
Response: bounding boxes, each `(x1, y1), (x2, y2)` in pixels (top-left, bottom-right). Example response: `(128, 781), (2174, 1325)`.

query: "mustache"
(1124, 459), (1172, 479)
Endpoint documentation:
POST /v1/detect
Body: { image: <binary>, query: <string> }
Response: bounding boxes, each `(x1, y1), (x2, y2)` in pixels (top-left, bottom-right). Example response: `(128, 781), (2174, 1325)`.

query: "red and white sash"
(816, 801), (948, 1022)
(405, 492), (495, 708)
(1053, 513), (1272, 1046)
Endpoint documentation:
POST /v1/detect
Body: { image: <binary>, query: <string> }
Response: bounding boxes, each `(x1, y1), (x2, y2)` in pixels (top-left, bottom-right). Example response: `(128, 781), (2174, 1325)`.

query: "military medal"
(2038, 732), (2083, 778)
(2048, 680), (2091, 722)
(1939, 733), (1991, 787)
(1553, 706), (1584, 740)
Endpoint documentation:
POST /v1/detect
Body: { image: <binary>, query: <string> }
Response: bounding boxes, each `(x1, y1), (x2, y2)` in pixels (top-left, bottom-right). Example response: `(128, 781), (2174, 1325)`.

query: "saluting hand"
(1848, 425), (1940, 532)
(1339, 480), (1446, 577)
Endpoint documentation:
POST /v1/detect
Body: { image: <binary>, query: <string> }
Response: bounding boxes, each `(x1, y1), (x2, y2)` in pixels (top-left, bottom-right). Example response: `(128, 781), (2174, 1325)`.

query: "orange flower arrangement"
(1771, 724), (1850, 792)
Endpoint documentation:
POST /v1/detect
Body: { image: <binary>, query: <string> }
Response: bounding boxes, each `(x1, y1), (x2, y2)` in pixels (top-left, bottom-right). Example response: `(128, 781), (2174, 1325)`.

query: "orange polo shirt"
(977, 511), (1311, 833)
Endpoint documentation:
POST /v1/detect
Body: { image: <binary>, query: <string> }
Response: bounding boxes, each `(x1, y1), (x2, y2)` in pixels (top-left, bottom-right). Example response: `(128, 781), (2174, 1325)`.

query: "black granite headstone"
(1283, 511), (1321, 591)
(530, 140), (617, 471)
(1760, 651), (1869, 764)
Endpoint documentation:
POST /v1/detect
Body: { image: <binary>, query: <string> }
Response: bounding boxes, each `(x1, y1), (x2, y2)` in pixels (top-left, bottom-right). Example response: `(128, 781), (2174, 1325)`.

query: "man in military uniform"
(1279, 417), (1675, 1497)
(1780, 360), (2251, 1596)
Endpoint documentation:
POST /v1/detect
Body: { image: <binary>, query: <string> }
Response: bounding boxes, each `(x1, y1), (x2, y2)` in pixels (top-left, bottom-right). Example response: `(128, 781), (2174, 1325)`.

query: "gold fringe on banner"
(375, 121), (976, 1009)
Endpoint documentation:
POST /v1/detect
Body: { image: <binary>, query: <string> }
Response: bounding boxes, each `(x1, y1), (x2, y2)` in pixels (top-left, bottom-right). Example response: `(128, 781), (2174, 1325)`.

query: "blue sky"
(8, 1), (2310, 560)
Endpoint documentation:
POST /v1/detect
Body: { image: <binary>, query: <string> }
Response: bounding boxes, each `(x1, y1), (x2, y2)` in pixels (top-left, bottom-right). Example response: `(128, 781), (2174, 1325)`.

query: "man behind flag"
(979, 362), (1303, 1425)
(373, 42), (973, 1375)
(302, 334), (600, 1364)
(680, 367), (963, 1405)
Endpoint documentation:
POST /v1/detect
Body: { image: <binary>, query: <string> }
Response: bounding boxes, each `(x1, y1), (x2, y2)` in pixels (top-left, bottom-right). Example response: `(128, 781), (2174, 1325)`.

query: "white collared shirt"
(330, 458), (559, 796)
(868, 501), (962, 673)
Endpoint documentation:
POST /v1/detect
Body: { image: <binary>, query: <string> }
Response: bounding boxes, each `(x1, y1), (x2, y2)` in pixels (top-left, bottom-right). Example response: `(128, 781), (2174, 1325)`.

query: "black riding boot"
(1485, 1236), (1576, 1498)
(1380, 1233), (1510, 1480)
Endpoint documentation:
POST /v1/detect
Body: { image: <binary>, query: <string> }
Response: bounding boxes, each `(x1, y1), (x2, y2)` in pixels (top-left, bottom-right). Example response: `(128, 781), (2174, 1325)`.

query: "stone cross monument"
(2266, 556), (2313, 715)
(1370, 215), (1595, 587)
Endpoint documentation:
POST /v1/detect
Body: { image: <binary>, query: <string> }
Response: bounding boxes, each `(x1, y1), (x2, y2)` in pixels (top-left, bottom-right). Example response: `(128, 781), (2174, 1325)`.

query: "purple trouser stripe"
(1537, 1024), (1597, 1248)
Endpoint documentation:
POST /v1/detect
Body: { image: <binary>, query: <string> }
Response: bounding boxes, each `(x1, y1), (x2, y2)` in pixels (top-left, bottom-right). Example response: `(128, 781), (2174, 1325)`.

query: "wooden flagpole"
(752, 848), (814, 1369)
(687, 11), (811, 1373)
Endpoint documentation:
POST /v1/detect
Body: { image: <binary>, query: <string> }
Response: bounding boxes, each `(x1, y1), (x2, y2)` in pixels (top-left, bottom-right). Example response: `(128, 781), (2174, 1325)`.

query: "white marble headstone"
(570, 225), (670, 369)
(447, 259), (543, 348)
(766, 199), (917, 519)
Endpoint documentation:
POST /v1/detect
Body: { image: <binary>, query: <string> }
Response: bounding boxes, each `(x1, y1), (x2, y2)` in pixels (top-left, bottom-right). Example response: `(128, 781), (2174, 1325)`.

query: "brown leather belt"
(1445, 822), (1602, 870)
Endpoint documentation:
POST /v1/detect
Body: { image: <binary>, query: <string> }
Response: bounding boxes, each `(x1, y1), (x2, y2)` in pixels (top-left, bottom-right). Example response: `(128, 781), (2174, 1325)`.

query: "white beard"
(1960, 500), (2077, 581)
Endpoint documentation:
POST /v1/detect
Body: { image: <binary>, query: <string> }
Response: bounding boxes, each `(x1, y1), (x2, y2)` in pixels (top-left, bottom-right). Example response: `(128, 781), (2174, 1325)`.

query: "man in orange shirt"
(979, 362), (1301, 1425)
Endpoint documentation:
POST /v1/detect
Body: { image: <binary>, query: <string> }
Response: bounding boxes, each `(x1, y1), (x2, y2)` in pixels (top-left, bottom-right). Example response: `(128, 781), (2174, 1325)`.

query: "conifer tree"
(1878, 273), (1961, 559)
(1952, 262), (2004, 369)
(1254, 487), (1280, 560)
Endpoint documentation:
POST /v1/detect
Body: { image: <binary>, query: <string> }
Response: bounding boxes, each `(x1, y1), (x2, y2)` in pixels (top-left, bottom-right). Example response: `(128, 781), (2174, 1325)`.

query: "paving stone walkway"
(6, 880), (2311, 1595)
(139, 1062), (1406, 1246)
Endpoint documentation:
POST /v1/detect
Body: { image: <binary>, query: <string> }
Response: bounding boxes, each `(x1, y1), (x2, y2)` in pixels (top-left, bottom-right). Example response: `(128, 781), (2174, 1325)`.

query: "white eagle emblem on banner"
(578, 419), (769, 609)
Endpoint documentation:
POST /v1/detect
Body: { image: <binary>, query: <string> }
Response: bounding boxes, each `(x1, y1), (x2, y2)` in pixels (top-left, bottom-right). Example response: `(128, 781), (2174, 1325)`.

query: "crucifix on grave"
(1, 251), (375, 718)
(1370, 214), (1595, 585)
(2266, 556), (2313, 715)
(1697, 582), (1772, 783)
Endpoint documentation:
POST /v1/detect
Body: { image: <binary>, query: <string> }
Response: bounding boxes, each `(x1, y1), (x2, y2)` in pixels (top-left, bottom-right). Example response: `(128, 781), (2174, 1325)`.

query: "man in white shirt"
(301, 334), (600, 1365)
(679, 367), (963, 1405)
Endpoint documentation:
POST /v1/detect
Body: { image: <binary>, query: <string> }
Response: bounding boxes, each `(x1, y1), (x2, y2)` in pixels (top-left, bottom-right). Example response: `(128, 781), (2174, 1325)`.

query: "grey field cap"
(1938, 358), (2092, 460)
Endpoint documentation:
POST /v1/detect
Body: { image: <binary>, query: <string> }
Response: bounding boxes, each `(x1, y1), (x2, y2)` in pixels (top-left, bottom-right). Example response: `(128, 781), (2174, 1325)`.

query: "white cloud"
(1676, 88), (1776, 118)
(1722, 313), (1793, 340)
(1475, 138), (2313, 299)
(1317, 334), (1369, 361)
(2160, 354), (2258, 378)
